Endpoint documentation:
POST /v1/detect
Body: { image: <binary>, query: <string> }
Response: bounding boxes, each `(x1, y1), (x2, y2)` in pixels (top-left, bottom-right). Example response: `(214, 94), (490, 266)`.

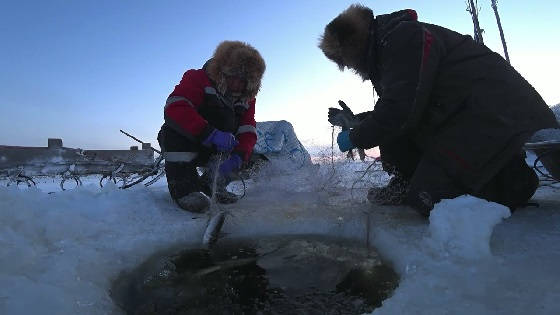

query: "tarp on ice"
(253, 120), (311, 169)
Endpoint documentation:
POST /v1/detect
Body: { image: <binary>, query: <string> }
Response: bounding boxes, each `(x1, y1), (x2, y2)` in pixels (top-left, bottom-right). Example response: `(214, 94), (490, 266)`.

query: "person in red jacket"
(158, 41), (265, 212)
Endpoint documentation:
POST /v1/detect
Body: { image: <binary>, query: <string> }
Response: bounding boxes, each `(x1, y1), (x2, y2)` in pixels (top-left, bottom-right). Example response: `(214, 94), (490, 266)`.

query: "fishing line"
(209, 152), (223, 208)
(350, 158), (382, 201)
(320, 125), (339, 192)
(331, 125), (335, 168)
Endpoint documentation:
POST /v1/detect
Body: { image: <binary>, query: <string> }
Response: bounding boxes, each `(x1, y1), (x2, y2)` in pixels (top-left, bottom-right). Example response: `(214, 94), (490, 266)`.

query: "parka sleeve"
(233, 98), (257, 162)
(349, 22), (440, 149)
(164, 70), (214, 141)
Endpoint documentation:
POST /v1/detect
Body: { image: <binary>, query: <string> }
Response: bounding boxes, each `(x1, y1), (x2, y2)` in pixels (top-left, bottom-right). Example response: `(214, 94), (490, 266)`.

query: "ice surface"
(1, 155), (560, 314)
(0, 182), (204, 314)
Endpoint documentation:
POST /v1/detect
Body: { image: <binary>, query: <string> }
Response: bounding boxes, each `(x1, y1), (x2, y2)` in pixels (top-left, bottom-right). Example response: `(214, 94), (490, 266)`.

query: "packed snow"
(1, 151), (560, 314)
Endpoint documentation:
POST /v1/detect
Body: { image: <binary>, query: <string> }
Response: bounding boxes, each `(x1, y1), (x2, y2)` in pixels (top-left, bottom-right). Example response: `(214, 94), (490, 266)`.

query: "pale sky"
(1, 0), (558, 150)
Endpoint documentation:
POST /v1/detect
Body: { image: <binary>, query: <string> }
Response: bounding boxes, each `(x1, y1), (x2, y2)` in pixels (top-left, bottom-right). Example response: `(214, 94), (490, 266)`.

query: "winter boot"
(176, 192), (211, 213)
(367, 174), (410, 206)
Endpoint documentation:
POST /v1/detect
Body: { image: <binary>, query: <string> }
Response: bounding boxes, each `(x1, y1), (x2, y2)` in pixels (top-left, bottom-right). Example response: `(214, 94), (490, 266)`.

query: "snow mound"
(426, 195), (511, 259)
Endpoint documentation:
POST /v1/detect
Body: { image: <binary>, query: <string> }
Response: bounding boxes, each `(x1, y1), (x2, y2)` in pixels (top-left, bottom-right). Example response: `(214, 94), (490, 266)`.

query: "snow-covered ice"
(426, 195), (511, 259)
(1, 153), (560, 314)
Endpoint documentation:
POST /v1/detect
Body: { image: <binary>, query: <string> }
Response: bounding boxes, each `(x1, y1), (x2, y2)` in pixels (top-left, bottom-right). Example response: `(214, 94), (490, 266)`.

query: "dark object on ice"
(319, 5), (559, 215)
(110, 235), (399, 315)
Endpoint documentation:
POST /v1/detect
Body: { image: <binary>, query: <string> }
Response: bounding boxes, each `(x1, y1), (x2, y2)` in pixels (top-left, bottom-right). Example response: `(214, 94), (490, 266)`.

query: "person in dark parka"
(319, 4), (558, 216)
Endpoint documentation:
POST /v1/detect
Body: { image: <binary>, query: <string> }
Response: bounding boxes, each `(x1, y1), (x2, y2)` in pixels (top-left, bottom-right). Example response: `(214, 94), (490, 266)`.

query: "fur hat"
(319, 4), (373, 78)
(206, 41), (266, 99)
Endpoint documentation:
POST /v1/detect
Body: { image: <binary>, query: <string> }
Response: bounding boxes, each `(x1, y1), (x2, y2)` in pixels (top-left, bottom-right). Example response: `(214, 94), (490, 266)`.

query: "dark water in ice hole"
(110, 235), (399, 315)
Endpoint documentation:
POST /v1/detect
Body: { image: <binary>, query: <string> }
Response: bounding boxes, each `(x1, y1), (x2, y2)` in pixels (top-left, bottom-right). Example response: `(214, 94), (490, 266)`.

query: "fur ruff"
(319, 4), (373, 79)
(206, 41), (265, 99)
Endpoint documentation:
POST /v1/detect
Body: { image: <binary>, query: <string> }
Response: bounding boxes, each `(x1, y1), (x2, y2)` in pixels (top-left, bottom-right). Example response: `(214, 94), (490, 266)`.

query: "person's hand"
(328, 100), (359, 128)
(202, 129), (239, 152)
(328, 107), (347, 127)
(337, 130), (355, 152)
(219, 154), (243, 177)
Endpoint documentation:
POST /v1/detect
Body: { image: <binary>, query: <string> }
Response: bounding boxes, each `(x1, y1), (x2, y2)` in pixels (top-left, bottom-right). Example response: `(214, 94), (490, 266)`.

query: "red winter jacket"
(163, 69), (257, 162)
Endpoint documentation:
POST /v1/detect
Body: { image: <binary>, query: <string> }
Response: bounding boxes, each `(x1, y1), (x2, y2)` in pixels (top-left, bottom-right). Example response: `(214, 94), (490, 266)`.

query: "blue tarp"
(254, 120), (312, 169)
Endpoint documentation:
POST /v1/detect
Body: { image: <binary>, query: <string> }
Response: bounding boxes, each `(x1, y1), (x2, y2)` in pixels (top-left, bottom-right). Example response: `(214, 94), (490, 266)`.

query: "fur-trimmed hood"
(205, 41), (266, 99)
(319, 5), (419, 80)
(318, 4), (374, 79)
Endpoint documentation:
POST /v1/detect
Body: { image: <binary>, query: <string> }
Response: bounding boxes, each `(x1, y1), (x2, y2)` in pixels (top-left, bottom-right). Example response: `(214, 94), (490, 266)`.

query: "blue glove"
(219, 154), (243, 177)
(202, 129), (239, 152)
(337, 130), (355, 152)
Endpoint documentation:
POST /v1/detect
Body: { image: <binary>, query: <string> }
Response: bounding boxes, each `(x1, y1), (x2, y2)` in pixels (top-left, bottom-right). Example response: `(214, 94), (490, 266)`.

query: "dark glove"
(219, 154), (243, 177)
(337, 130), (355, 152)
(328, 100), (360, 128)
(202, 129), (239, 152)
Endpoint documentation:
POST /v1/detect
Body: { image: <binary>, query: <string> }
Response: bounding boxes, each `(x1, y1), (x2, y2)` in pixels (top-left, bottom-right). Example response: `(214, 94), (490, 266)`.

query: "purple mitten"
(202, 129), (239, 152)
(219, 154), (243, 177)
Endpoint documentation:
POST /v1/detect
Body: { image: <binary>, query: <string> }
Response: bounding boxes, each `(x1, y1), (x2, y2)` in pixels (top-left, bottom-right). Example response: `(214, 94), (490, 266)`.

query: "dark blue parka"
(349, 10), (558, 191)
